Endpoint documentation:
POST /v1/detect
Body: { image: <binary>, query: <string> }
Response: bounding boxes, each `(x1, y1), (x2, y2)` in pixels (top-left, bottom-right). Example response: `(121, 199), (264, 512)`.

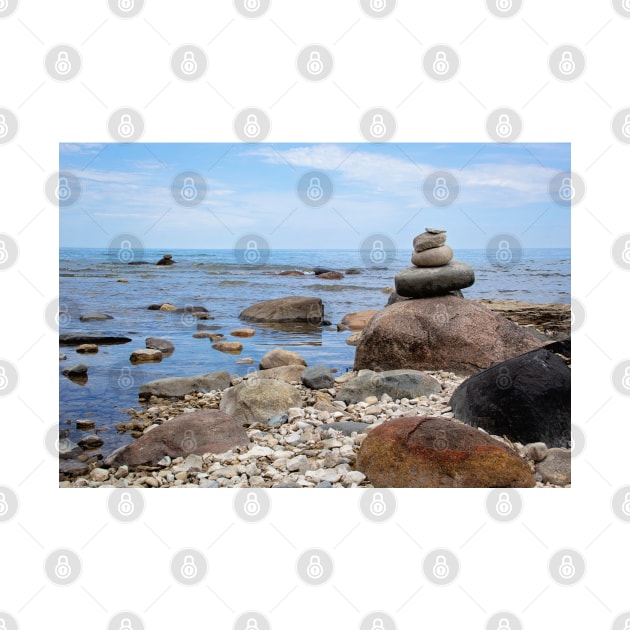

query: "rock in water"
(411, 245), (453, 267)
(62, 363), (88, 377)
(449, 344), (571, 447)
(138, 371), (231, 400)
(230, 328), (256, 338)
(59, 334), (131, 346)
(354, 296), (541, 375)
(260, 348), (307, 369)
(240, 296), (324, 324)
(336, 369), (441, 404)
(79, 313), (114, 322)
(413, 229), (447, 252)
(219, 378), (302, 426)
(156, 254), (175, 266)
(212, 341), (243, 353)
(76, 344), (98, 353)
(301, 365), (334, 389)
(395, 261), (475, 298)
(356, 416), (535, 488)
(317, 271), (344, 279)
(104, 410), (249, 466)
(341, 310), (379, 331)
(130, 349), (163, 364)
(145, 337), (175, 354)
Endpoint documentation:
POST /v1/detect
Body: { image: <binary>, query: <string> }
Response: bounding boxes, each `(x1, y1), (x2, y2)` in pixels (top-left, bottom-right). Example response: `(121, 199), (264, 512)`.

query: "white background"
(0, 1), (628, 628)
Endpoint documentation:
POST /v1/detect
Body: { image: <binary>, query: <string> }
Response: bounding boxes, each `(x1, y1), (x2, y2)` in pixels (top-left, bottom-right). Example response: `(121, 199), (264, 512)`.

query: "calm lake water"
(59, 247), (570, 456)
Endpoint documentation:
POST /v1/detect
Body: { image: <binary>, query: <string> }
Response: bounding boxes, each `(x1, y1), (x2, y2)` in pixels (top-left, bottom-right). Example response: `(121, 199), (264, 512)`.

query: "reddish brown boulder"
(357, 417), (535, 488)
(103, 410), (249, 466)
(240, 296), (324, 324)
(354, 295), (541, 375)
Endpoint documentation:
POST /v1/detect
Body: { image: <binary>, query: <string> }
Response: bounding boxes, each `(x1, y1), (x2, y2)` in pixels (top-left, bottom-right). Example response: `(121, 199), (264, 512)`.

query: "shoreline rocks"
(395, 261), (475, 298)
(60, 334), (131, 346)
(138, 371), (231, 400)
(260, 348), (307, 370)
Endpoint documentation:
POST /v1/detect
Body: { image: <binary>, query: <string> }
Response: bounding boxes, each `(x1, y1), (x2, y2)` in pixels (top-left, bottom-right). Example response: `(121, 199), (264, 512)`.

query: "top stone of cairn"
(413, 228), (447, 253)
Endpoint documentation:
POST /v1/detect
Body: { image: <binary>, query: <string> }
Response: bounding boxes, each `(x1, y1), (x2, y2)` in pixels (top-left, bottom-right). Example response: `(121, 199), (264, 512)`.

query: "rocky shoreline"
(59, 367), (569, 489)
(60, 232), (571, 489)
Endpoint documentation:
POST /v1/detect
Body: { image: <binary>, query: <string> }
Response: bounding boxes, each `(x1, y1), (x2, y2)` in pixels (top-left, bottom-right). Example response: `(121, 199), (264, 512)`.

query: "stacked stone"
(394, 228), (475, 298)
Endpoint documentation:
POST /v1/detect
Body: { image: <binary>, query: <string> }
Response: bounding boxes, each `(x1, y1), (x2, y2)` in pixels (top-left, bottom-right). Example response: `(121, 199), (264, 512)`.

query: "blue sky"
(59, 142), (570, 250)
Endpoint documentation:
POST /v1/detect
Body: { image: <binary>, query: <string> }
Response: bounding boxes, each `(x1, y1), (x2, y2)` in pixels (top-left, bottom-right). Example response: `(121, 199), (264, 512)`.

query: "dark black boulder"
(449, 341), (570, 447)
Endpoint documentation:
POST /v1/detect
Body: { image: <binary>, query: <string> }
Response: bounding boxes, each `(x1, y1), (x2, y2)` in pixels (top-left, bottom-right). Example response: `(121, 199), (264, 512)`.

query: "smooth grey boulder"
(394, 260), (475, 298)
(138, 371), (231, 400)
(301, 365), (334, 389)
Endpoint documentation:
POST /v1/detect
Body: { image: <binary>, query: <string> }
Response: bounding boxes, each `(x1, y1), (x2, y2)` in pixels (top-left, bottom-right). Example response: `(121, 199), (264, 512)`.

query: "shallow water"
(59, 247), (570, 455)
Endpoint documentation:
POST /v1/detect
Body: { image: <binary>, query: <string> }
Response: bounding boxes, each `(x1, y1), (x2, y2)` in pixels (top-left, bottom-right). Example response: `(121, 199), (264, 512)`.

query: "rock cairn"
(394, 228), (475, 298)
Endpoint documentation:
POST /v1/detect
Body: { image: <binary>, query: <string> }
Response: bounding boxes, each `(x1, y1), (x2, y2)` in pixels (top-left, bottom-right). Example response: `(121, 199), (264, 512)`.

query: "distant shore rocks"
(449, 341), (571, 447)
(336, 369), (441, 404)
(156, 254), (175, 266)
(279, 270), (305, 277)
(355, 296), (541, 375)
(219, 378), (302, 426)
(138, 371), (231, 400)
(79, 313), (113, 322)
(104, 410), (249, 467)
(317, 271), (344, 280)
(357, 416), (536, 488)
(260, 348), (307, 370)
(60, 333), (131, 346)
(240, 296), (325, 324)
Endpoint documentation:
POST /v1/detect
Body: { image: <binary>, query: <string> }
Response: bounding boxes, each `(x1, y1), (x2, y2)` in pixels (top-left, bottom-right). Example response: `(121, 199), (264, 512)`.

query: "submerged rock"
(240, 296), (324, 324)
